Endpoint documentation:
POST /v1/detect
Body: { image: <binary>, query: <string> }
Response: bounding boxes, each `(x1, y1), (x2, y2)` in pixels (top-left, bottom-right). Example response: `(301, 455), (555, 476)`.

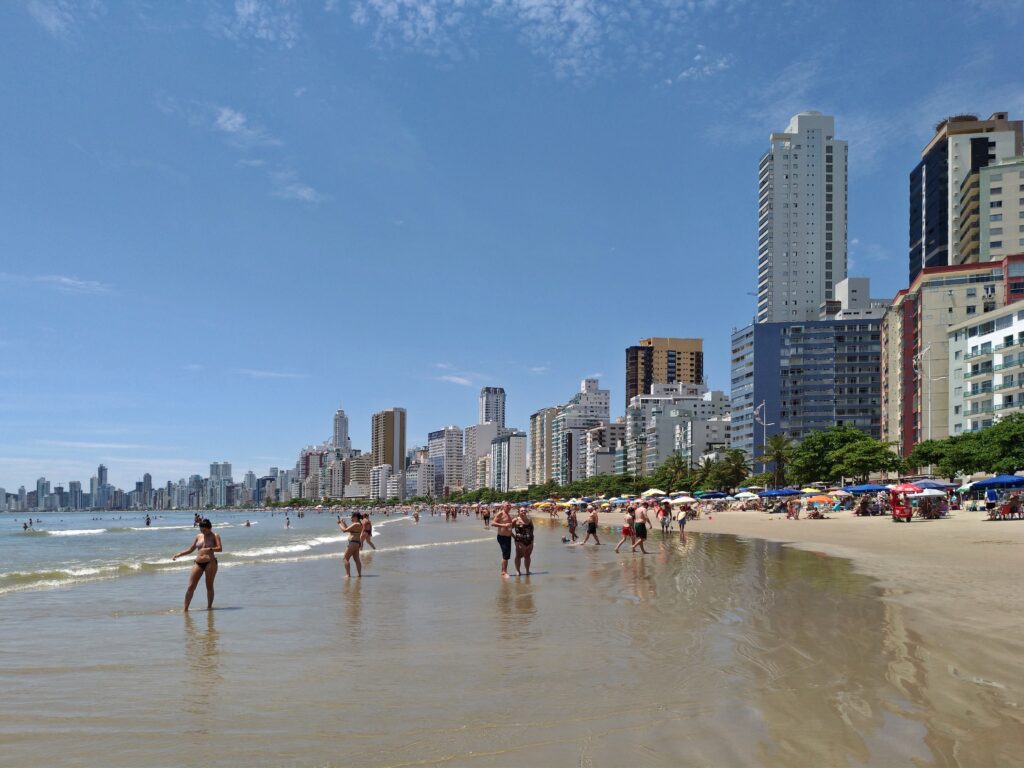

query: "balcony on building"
(965, 382), (994, 400)
(964, 364), (994, 379)
(964, 345), (994, 362)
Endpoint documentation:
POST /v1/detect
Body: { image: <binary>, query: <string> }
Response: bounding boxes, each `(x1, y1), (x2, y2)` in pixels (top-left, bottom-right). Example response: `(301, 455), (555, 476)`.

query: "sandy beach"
(4, 509), (1023, 766)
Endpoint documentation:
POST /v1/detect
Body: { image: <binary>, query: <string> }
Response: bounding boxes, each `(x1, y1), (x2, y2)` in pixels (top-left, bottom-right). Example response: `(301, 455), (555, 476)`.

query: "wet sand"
(2, 512), (1023, 766)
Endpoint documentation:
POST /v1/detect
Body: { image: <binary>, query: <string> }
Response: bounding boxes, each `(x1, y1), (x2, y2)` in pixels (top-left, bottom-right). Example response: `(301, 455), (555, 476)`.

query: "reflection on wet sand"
(182, 611), (221, 726)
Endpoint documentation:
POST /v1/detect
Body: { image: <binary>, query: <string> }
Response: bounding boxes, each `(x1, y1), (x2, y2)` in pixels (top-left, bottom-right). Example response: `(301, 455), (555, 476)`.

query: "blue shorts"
(497, 535), (512, 560)
(678, 518), (687, 528)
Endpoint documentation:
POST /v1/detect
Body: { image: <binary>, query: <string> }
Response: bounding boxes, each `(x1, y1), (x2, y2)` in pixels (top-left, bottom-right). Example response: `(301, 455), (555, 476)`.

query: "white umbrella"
(670, 496), (697, 504)
(734, 491), (758, 499)
(908, 488), (946, 498)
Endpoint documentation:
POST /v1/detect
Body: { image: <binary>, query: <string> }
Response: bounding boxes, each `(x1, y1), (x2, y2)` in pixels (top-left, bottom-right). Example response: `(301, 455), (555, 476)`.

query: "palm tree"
(656, 452), (691, 491)
(720, 449), (751, 493)
(757, 434), (793, 488)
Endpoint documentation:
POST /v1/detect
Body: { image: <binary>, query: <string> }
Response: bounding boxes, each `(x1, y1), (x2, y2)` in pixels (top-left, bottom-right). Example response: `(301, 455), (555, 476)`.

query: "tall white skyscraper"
(479, 387), (506, 427)
(757, 111), (848, 323)
(332, 408), (352, 455)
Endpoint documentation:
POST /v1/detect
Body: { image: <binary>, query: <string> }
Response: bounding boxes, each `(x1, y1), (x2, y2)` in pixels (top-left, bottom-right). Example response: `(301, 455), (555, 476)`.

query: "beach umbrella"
(914, 480), (952, 490)
(956, 481), (975, 493)
(670, 496), (697, 504)
(734, 491), (758, 500)
(800, 487), (821, 494)
(641, 488), (667, 497)
(581, 497), (594, 502)
(758, 488), (802, 497)
(972, 474), (1024, 489)
(908, 489), (946, 497)
(828, 490), (851, 497)
(843, 483), (889, 493)
(807, 495), (833, 504)
(744, 485), (764, 490)
(698, 491), (728, 499)
(890, 483), (923, 493)
(600, 502), (611, 508)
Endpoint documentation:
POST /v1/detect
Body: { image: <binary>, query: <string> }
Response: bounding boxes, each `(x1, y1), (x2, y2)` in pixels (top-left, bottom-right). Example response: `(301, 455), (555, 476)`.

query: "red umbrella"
(890, 483), (922, 493)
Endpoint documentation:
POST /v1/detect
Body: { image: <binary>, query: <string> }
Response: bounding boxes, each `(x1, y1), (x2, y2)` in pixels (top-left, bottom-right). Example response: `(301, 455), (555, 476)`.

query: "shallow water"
(1, 511), (1021, 766)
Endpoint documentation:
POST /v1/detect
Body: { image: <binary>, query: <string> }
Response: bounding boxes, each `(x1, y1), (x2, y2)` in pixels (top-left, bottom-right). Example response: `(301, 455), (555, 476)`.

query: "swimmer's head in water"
(199, 519), (212, 530)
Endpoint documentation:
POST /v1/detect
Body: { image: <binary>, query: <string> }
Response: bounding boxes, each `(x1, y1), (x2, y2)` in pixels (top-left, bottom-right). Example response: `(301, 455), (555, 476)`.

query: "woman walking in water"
(511, 507), (535, 576)
(172, 518), (222, 612)
(338, 513), (364, 578)
(360, 512), (377, 551)
(614, 507), (636, 554)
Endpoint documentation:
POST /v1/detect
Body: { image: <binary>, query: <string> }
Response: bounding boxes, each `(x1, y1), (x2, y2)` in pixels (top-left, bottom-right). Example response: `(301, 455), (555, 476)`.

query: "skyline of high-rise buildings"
(8, 105), (1024, 509)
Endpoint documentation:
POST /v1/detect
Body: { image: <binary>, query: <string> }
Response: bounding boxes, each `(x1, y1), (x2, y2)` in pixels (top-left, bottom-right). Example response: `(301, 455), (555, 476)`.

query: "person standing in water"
(511, 507), (535, 576)
(172, 518), (222, 612)
(338, 513), (364, 578)
(361, 513), (377, 551)
(491, 502), (514, 578)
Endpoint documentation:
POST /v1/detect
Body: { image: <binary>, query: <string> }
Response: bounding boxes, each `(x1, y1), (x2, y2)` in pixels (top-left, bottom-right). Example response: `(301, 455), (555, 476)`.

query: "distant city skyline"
(3, 2), (1023, 489)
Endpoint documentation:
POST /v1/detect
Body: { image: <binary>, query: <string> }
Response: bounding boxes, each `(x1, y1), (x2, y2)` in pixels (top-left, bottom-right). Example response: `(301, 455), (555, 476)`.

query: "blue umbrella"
(758, 488), (802, 498)
(698, 491), (728, 499)
(843, 483), (890, 493)
(913, 480), (954, 490)
(972, 474), (1024, 489)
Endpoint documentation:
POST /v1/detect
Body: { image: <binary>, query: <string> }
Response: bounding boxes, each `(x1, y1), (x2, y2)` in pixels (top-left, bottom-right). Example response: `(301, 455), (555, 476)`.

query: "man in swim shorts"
(492, 502), (514, 578)
(579, 505), (601, 545)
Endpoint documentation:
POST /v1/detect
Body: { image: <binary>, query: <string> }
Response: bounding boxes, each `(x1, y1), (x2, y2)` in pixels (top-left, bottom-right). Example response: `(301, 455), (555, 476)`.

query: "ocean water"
(1, 510), (1020, 767)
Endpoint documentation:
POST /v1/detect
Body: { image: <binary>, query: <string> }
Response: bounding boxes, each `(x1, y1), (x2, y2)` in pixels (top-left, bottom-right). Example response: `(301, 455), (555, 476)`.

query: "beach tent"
(972, 474), (1024, 489)
(914, 480), (955, 490)
(843, 483), (889, 493)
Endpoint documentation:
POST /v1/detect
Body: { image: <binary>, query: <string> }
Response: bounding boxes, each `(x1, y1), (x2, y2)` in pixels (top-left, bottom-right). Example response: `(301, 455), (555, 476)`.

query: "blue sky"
(2, 0), (1023, 489)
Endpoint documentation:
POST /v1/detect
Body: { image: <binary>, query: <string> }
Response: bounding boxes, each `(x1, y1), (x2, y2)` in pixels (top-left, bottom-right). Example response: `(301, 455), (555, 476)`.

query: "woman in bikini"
(614, 507), (636, 554)
(511, 507), (535, 576)
(172, 518), (222, 612)
(360, 512), (377, 551)
(338, 512), (364, 578)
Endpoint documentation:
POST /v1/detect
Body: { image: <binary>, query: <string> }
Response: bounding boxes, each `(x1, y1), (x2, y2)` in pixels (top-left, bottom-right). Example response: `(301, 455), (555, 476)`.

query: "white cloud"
(433, 362), (454, 369)
(0, 273), (111, 294)
(213, 106), (281, 149)
(674, 45), (732, 82)
(25, 0), (103, 38)
(183, 363), (204, 372)
(528, 365), (549, 374)
(237, 368), (309, 379)
(270, 170), (327, 203)
(215, 0), (301, 48)
(436, 374), (474, 386)
(351, 0), (743, 79)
